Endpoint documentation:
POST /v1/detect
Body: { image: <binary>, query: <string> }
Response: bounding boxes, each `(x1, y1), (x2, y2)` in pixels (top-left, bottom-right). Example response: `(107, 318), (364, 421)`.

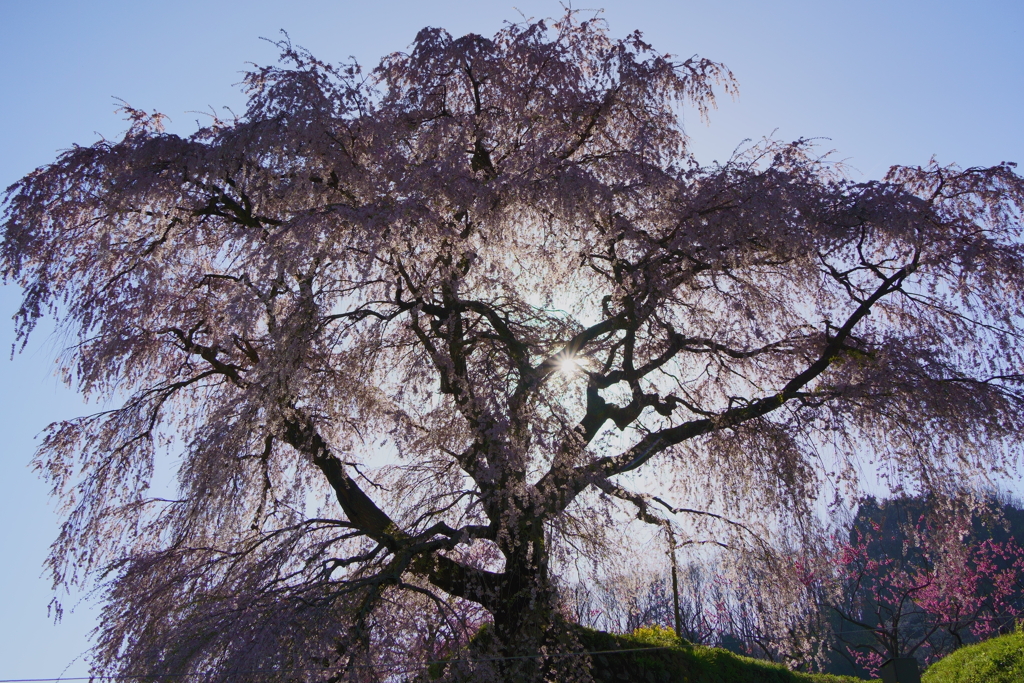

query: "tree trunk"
(481, 536), (591, 683)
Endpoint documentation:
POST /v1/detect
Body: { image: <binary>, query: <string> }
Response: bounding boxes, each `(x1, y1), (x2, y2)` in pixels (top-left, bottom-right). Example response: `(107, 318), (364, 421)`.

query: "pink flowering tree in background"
(831, 513), (1024, 677)
(5, 8), (1024, 682)
(913, 534), (1024, 650)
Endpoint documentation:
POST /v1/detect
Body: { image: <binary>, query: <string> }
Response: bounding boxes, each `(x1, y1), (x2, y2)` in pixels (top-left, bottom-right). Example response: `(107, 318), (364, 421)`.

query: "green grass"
(577, 625), (873, 683)
(922, 628), (1024, 683)
(434, 622), (1024, 682)
(428, 624), (875, 682)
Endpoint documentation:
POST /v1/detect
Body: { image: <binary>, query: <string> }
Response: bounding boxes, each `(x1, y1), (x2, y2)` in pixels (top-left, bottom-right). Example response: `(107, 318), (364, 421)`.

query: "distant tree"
(830, 502), (1024, 676)
(711, 544), (837, 672)
(4, 10), (1024, 682)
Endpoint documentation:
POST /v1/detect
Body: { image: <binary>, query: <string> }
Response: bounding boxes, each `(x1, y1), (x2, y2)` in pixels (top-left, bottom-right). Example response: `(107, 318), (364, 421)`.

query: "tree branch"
(537, 257), (918, 514)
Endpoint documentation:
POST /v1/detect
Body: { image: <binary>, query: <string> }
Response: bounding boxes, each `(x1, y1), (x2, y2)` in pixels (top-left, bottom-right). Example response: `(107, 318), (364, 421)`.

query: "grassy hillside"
(922, 628), (1024, 683)
(427, 624), (874, 682)
(576, 626), (872, 683)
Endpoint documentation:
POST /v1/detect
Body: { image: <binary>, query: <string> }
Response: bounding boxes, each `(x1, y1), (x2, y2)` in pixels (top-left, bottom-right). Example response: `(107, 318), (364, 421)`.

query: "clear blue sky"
(1, 1), (1021, 679)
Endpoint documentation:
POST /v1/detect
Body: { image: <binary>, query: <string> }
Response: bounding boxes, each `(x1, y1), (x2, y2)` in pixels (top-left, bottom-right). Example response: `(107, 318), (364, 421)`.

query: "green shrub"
(630, 624), (686, 648)
(922, 627), (1024, 683)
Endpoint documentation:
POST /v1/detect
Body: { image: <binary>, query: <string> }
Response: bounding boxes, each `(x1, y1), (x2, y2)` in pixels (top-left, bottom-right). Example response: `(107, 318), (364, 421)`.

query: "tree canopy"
(4, 12), (1024, 682)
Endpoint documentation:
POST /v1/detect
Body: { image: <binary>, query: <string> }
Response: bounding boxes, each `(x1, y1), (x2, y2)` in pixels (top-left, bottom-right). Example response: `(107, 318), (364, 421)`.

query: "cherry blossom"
(4, 10), (1024, 682)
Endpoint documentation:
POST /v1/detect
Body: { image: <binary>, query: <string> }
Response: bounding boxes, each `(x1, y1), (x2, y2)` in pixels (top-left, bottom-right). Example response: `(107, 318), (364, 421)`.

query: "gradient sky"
(1, 1), (1022, 679)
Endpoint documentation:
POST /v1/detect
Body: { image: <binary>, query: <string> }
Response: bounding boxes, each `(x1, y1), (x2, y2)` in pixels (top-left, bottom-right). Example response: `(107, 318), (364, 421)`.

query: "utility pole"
(668, 528), (681, 640)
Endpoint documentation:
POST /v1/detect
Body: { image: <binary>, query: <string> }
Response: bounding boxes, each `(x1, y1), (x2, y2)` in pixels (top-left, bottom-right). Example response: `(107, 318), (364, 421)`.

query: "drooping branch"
(409, 552), (504, 612)
(536, 256), (919, 514)
(277, 406), (504, 607)
(280, 410), (402, 547)
(597, 256), (919, 478)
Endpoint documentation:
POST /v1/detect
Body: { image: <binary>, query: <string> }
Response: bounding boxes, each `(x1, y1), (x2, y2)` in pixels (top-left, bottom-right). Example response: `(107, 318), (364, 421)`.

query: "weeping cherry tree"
(4, 11), (1024, 682)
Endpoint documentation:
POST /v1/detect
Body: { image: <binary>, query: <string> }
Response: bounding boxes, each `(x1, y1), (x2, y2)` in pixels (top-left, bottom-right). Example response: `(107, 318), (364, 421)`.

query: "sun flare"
(558, 356), (581, 374)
